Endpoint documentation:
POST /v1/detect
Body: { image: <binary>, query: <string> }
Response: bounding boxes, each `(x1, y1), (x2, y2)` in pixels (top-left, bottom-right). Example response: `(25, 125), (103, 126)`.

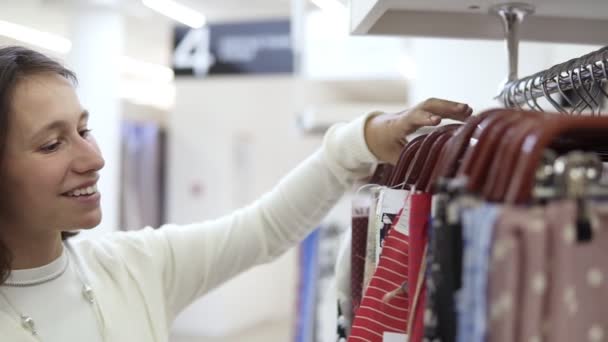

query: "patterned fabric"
(543, 200), (608, 342)
(364, 189), (408, 302)
(348, 212), (410, 342)
(456, 204), (499, 342)
(486, 205), (546, 342)
(487, 200), (608, 342)
(408, 193), (432, 342)
(424, 193), (460, 342)
(352, 209), (370, 312)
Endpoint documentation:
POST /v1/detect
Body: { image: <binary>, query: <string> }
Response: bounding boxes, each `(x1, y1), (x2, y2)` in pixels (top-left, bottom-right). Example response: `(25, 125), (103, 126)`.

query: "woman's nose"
(72, 136), (105, 174)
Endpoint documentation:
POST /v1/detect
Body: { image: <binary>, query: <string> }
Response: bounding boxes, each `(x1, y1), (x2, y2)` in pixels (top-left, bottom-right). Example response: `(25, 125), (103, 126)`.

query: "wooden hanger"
(506, 115), (608, 203)
(424, 130), (454, 193)
(483, 114), (546, 201)
(370, 164), (394, 186)
(429, 111), (495, 185)
(387, 135), (427, 187)
(463, 111), (545, 194)
(415, 125), (461, 191)
(403, 125), (461, 188)
(455, 111), (508, 180)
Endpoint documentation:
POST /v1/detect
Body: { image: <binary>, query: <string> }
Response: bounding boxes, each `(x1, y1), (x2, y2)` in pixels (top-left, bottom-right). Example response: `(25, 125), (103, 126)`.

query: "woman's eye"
(40, 141), (61, 153)
(79, 129), (92, 138)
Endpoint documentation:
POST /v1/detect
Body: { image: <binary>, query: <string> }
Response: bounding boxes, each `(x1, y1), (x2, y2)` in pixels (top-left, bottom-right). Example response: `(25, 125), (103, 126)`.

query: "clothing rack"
(491, 4), (608, 114)
(498, 46), (608, 113)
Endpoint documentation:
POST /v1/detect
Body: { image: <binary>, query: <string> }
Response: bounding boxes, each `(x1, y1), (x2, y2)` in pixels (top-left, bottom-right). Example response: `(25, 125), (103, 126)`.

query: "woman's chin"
(71, 210), (102, 230)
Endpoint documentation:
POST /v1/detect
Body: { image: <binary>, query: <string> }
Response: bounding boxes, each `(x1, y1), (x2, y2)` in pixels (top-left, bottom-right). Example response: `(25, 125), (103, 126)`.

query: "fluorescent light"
(0, 19), (175, 83)
(0, 20), (72, 53)
(142, 0), (206, 28)
(120, 56), (174, 83)
(0, 19), (175, 108)
(310, 0), (347, 14)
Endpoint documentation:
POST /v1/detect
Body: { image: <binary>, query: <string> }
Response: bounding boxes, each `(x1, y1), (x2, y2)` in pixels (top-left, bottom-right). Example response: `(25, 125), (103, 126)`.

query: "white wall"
(167, 76), (318, 338)
(408, 38), (603, 112)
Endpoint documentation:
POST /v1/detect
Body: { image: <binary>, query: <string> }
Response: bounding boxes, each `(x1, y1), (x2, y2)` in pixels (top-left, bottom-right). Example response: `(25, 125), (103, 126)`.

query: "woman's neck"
(2, 230), (63, 270)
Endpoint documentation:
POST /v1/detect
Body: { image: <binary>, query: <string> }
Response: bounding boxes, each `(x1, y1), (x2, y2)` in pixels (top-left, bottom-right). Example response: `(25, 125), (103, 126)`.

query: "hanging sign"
(172, 19), (294, 76)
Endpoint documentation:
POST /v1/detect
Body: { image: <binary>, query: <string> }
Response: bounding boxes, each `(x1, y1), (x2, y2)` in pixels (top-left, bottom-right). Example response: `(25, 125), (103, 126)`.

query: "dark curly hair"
(0, 46), (79, 284)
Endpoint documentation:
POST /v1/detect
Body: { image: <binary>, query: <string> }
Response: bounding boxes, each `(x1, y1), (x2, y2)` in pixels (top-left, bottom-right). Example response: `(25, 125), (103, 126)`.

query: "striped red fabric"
(348, 224), (410, 341)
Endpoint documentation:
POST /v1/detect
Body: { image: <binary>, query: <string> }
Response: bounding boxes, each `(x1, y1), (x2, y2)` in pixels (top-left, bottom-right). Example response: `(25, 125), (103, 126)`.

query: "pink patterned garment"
(486, 206), (547, 342)
(487, 200), (608, 342)
(543, 200), (608, 342)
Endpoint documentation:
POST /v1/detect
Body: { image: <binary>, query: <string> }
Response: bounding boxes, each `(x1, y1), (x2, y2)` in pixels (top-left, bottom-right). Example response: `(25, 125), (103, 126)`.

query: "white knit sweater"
(0, 114), (379, 341)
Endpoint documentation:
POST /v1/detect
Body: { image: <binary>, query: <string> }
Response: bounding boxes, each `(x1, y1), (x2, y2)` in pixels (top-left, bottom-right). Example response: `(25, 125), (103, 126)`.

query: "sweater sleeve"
(112, 113), (379, 319)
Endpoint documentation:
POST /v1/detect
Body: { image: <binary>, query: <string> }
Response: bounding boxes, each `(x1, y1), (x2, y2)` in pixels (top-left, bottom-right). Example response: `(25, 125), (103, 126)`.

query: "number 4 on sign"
(173, 27), (215, 76)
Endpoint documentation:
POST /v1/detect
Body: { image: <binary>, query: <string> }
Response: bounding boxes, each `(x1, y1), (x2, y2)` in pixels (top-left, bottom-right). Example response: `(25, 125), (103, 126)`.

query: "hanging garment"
(348, 209), (410, 342)
(543, 200), (608, 342)
(456, 204), (499, 342)
(364, 189), (409, 297)
(363, 188), (382, 293)
(336, 229), (353, 339)
(376, 189), (410, 262)
(424, 193), (462, 342)
(486, 205), (547, 342)
(352, 196), (372, 314)
(407, 192), (432, 342)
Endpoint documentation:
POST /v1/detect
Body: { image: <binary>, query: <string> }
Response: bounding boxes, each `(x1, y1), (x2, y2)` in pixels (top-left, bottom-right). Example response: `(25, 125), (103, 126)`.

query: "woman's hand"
(364, 98), (473, 165)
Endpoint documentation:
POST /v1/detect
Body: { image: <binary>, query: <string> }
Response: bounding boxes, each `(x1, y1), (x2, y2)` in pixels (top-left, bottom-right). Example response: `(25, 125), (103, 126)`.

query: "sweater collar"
(4, 247), (68, 286)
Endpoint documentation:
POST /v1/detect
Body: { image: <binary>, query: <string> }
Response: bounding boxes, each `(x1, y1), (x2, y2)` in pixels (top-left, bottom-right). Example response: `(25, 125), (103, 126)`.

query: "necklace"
(0, 242), (108, 341)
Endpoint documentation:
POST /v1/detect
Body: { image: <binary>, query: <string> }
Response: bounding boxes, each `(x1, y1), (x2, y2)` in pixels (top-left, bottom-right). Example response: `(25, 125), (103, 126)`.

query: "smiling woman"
(0, 45), (470, 341)
(0, 47), (102, 283)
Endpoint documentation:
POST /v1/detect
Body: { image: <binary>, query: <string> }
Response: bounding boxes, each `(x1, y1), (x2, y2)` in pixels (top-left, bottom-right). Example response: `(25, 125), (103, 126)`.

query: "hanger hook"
(589, 62), (608, 114)
(556, 72), (577, 114)
(575, 66), (599, 115)
(586, 64), (604, 116)
(542, 75), (566, 113)
(511, 82), (523, 110)
(528, 77), (544, 111)
(568, 68), (592, 114)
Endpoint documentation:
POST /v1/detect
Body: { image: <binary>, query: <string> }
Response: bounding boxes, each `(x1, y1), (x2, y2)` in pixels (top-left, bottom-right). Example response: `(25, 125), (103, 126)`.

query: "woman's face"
(0, 73), (105, 234)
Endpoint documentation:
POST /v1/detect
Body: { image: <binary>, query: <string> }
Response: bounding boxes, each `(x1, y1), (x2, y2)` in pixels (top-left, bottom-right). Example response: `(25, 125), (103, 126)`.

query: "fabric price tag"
(394, 198), (411, 236)
(374, 189), (408, 263)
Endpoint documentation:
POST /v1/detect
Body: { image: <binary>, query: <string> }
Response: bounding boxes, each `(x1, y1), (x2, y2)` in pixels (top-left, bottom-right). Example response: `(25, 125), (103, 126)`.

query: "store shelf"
(350, 0), (608, 44)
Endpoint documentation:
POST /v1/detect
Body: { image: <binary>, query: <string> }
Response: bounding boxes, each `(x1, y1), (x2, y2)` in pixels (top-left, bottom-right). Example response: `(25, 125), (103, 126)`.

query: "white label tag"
(383, 332), (408, 342)
(379, 189), (409, 214)
(374, 189), (408, 263)
(394, 198), (411, 235)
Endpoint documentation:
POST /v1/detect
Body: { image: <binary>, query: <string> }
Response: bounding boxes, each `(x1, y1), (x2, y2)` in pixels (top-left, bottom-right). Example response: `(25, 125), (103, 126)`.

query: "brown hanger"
(483, 114), (546, 201)
(415, 125), (461, 191)
(463, 111), (545, 194)
(506, 115), (608, 203)
(455, 111), (508, 180)
(430, 110), (496, 184)
(387, 135), (427, 187)
(370, 164), (394, 186)
(424, 131), (454, 193)
(402, 124), (465, 188)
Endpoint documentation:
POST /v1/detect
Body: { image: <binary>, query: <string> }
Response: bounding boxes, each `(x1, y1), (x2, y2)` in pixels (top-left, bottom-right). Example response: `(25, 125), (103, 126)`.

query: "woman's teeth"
(66, 184), (98, 197)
